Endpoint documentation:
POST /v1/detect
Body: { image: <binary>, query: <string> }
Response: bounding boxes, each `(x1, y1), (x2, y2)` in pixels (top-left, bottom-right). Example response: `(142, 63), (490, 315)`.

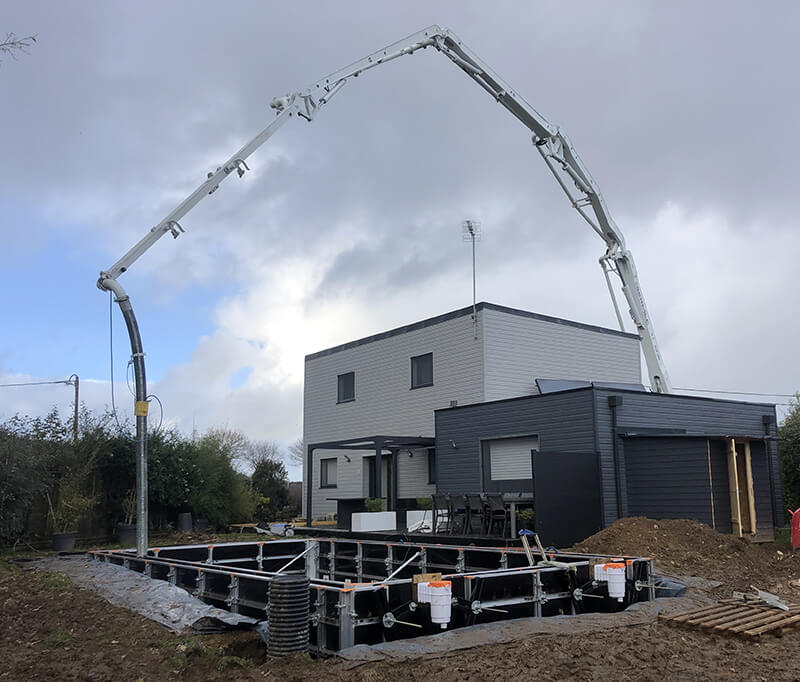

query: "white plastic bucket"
(428, 581), (452, 629)
(417, 581), (431, 604)
(595, 562), (626, 602)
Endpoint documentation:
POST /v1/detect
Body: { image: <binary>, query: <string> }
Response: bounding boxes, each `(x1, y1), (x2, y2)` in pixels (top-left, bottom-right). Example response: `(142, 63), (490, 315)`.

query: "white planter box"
(351, 511), (396, 532)
(406, 510), (431, 530)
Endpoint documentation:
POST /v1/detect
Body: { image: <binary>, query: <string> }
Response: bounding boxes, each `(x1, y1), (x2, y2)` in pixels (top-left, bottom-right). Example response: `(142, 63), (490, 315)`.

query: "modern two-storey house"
(302, 302), (642, 521)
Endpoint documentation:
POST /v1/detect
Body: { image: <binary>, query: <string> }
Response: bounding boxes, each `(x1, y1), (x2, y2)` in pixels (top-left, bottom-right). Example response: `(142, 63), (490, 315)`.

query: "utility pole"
(0, 376), (79, 439)
(68, 374), (79, 443)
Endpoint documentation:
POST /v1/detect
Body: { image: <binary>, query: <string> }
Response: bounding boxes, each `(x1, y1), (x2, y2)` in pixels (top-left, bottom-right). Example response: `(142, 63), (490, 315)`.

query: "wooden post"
(744, 441), (757, 534)
(727, 438), (742, 537)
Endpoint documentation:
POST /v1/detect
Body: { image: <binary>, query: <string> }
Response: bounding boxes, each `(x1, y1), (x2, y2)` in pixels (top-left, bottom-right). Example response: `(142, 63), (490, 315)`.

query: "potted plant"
(516, 507), (535, 532)
(364, 497), (385, 513)
(352, 498), (395, 531)
(117, 488), (137, 546)
(46, 479), (96, 552)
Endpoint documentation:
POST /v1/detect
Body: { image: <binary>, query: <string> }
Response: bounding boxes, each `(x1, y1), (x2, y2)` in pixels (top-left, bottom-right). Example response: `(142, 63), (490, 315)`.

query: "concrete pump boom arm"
(98, 24), (670, 393)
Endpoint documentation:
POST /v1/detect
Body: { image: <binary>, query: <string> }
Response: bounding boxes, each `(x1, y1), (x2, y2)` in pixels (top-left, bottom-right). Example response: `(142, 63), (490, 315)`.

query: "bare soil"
(570, 517), (800, 597)
(2, 519), (799, 681)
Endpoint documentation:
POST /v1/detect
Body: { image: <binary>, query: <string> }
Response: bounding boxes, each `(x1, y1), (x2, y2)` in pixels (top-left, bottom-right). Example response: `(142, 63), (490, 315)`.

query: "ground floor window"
(321, 457), (338, 488)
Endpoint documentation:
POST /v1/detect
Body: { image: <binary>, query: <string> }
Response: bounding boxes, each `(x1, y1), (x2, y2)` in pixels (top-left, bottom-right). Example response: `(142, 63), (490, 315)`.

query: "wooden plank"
(729, 611), (795, 633)
(717, 610), (789, 632)
(744, 613), (800, 636)
(697, 608), (764, 628)
(666, 604), (733, 623)
(687, 606), (750, 626)
(728, 438), (742, 537)
(744, 441), (757, 534)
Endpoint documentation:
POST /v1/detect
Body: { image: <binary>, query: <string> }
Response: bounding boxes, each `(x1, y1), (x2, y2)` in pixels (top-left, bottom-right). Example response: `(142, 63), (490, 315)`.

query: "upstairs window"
(410, 352), (433, 389)
(337, 371), (355, 403)
(320, 457), (338, 488)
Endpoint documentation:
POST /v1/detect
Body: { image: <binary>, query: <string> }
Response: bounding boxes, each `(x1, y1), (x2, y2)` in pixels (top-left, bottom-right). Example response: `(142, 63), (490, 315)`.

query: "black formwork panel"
(151, 545), (209, 562)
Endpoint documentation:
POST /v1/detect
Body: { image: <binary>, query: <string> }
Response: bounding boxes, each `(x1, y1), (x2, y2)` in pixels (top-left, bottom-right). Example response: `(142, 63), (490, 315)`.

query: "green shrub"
(364, 498), (385, 513)
(516, 508), (535, 529)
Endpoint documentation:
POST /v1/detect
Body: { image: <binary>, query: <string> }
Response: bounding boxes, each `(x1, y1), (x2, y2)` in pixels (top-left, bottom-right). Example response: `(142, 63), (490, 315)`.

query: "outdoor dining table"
(501, 492), (534, 539)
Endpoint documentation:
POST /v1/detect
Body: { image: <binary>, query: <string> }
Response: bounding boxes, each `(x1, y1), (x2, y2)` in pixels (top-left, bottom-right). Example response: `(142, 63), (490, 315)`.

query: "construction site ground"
(2, 518), (800, 681)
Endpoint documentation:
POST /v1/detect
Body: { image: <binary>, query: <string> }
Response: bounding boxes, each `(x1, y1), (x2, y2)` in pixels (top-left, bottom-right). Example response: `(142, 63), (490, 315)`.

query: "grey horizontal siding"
(709, 439), (732, 533)
(749, 440), (775, 531)
(435, 390), (596, 494)
(594, 388), (780, 527)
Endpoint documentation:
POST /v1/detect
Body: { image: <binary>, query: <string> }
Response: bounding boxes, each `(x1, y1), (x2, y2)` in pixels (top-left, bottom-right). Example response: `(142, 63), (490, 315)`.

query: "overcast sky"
(2, 1), (798, 479)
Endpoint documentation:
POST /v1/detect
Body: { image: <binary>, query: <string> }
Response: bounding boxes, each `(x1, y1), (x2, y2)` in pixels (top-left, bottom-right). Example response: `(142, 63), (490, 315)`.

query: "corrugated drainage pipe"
(267, 575), (310, 657)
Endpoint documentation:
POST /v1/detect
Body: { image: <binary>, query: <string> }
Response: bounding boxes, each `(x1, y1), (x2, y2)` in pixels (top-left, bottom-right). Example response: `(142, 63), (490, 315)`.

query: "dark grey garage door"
(623, 437), (713, 525)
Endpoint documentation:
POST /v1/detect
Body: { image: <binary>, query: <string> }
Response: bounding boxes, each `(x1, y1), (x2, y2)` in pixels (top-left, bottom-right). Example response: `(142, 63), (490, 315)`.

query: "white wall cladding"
(489, 436), (540, 480)
(304, 313), (484, 517)
(396, 448), (436, 499)
(303, 303), (644, 517)
(482, 307), (642, 402)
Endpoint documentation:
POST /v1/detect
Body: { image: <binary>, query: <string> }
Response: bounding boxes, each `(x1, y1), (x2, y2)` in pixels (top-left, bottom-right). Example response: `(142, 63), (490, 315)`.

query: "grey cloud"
(2, 1), (798, 443)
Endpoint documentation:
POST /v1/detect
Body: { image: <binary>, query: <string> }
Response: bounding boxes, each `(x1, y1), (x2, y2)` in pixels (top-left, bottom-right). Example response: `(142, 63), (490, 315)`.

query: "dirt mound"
(570, 517), (800, 595)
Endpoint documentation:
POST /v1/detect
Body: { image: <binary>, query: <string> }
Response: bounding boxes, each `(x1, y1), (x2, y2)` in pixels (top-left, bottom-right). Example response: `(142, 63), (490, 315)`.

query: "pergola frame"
(305, 435), (435, 523)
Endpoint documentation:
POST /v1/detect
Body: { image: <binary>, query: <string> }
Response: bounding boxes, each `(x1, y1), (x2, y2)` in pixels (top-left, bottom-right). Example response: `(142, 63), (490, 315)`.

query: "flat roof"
(434, 384), (777, 413)
(305, 301), (639, 361)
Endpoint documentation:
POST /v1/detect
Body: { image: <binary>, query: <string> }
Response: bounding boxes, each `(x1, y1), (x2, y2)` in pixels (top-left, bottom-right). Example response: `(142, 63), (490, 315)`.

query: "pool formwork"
(89, 537), (655, 656)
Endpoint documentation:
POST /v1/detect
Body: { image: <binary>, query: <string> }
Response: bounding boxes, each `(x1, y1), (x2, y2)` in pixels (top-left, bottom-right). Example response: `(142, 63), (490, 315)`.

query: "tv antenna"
(462, 219), (481, 339)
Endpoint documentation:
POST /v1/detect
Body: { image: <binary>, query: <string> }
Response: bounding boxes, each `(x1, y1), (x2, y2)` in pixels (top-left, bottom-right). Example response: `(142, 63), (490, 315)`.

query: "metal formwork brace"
(305, 540), (319, 580)
(275, 544), (315, 574)
(532, 571), (543, 617)
(455, 548), (466, 574)
(227, 574), (240, 614)
(384, 544), (393, 578)
(337, 589), (357, 650)
(194, 569), (207, 600)
(355, 542), (363, 581)
(312, 587), (327, 652)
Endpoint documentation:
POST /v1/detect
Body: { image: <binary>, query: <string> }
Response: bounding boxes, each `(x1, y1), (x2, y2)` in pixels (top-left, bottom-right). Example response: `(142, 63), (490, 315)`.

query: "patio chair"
(485, 493), (510, 538)
(432, 493), (452, 534)
(465, 493), (487, 535)
(450, 494), (468, 535)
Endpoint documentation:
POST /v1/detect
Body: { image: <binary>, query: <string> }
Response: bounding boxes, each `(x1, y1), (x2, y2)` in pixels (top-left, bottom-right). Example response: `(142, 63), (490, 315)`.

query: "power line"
(672, 386), (796, 399)
(0, 379), (73, 388)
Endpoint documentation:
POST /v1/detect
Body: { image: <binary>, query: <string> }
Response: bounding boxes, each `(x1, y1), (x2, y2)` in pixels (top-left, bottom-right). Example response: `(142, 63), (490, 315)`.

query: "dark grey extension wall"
(434, 386), (782, 530)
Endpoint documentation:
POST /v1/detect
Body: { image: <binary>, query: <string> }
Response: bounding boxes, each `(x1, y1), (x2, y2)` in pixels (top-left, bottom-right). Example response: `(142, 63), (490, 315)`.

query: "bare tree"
(0, 33), (37, 64)
(287, 438), (304, 466)
(240, 439), (283, 473)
